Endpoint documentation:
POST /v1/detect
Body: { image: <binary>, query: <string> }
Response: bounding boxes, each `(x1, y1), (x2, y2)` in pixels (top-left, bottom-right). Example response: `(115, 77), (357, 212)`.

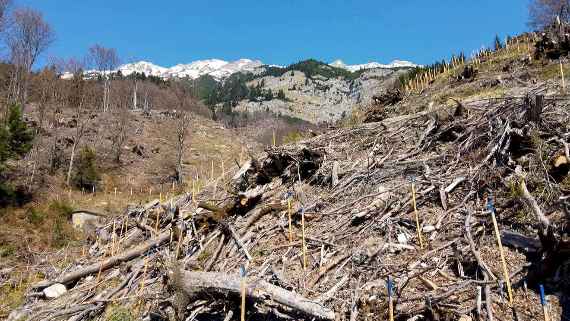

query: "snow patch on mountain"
(116, 59), (263, 80)
(330, 59), (418, 72)
(80, 58), (418, 80)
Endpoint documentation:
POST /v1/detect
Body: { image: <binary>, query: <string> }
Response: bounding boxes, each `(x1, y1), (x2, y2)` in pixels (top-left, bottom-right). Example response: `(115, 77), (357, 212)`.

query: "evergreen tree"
(494, 35), (504, 51)
(72, 147), (100, 190)
(265, 89), (273, 100)
(277, 89), (286, 100)
(6, 104), (34, 157)
(0, 126), (10, 165)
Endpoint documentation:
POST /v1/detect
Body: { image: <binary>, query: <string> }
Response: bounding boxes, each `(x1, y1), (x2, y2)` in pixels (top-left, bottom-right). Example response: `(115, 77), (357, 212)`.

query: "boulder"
(43, 283), (67, 299)
(71, 211), (104, 231)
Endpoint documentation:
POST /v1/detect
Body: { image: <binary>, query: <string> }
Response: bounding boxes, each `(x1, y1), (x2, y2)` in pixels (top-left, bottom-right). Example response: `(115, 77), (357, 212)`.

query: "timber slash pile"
(7, 32), (570, 321)
(9, 91), (570, 321)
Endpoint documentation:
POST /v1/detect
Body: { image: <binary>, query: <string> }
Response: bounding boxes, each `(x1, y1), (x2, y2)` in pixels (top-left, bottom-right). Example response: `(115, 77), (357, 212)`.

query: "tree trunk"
(33, 231), (171, 289)
(133, 80), (137, 109)
(172, 270), (336, 320)
(66, 142), (77, 186)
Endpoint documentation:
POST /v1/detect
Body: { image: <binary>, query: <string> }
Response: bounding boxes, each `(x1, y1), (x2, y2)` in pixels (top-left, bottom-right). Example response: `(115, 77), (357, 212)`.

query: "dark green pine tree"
(494, 35), (504, 51)
(277, 89), (286, 100)
(6, 104), (34, 157)
(0, 125), (10, 169)
(72, 147), (100, 190)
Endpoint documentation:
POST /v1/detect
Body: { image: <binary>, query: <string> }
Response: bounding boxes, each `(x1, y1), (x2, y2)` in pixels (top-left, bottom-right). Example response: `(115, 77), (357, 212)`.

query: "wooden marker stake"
(175, 229), (183, 258)
(155, 211), (160, 235)
(301, 207), (307, 270)
(411, 182), (424, 249)
(211, 160), (214, 180)
(288, 199), (293, 243)
(560, 60), (566, 90)
(540, 284), (550, 321)
(139, 257), (148, 295)
(111, 220), (116, 256)
(488, 199), (513, 304)
(273, 130), (276, 147)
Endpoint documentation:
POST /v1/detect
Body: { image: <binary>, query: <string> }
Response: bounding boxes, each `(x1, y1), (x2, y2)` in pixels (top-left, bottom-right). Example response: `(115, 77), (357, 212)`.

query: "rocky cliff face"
(233, 67), (407, 123)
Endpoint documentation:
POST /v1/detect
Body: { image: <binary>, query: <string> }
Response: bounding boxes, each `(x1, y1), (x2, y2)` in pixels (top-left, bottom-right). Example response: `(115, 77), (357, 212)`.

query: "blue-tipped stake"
(539, 284), (549, 321)
(387, 276), (394, 321)
(240, 265), (247, 321)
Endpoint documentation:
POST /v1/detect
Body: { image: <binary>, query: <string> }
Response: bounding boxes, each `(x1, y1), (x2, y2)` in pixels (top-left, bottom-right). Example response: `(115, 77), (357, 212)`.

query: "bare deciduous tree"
(7, 7), (55, 106)
(88, 44), (119, 112)
(109, 81), (130, 163)
(65, 66), (95, 186)
(0, 0), (12, 30)
(529, 0), (570, 30)
(175, 112), (189, 184)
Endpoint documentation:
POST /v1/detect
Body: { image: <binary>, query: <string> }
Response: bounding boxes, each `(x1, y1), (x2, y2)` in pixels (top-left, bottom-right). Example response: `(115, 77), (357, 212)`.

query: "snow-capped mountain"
(116, 59), (263, 80)
(118, 61), (168, 77)
(330, 59), (418, 72)
(81, 58), (417, 80)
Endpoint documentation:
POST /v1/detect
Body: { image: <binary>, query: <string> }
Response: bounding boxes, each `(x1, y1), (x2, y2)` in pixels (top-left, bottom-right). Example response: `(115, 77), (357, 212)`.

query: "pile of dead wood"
(8, 89), (570, 321)
(364, 89), (403, 123)
(535, 20), (570, 59)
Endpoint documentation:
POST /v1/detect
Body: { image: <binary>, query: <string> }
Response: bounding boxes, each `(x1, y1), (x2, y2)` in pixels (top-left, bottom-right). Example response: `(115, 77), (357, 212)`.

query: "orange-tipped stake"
(288, 198), (293, 243)
(487, 197), (513, 305)
(411, 181), (424, 249)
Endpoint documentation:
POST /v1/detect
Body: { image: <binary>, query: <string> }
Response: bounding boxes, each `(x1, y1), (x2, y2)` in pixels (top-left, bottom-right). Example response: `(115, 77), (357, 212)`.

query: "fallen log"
(33, 232), (170, 289)
(501, 230), (541, 253)
(172, 270), (335, 320)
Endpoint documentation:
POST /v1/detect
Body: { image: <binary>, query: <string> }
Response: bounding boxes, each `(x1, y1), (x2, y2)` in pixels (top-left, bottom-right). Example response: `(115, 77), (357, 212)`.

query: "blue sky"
(19, 1), (529, 67)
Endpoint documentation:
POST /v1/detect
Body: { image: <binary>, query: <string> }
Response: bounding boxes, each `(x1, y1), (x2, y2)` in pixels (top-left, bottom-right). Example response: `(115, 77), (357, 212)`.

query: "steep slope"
(8, 31), (570, 321)
(232, 66), (408, 123)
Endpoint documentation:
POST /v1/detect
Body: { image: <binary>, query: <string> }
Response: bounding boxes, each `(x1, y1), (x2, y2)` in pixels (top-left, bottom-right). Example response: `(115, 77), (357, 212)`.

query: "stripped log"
(172, 270), (335, 320)
(519, 176), (550, 235)
(33, 232), (170, 289)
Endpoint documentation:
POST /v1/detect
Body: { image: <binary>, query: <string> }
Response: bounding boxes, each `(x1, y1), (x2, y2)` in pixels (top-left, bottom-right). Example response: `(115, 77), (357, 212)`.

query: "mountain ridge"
(81, 58), (419, 80)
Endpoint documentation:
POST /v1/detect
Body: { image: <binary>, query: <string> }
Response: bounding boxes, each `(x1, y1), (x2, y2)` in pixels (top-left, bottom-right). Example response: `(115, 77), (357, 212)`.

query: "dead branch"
(172, 270), (335, 320)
